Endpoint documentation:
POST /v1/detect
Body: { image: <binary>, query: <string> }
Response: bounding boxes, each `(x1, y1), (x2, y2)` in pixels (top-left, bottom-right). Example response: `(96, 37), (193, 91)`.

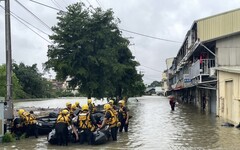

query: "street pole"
(5, 0), (14, 122)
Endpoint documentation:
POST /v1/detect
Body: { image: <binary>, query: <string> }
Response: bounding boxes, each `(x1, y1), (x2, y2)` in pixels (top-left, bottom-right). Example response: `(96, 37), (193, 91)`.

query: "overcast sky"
(0, 0), (240, 84)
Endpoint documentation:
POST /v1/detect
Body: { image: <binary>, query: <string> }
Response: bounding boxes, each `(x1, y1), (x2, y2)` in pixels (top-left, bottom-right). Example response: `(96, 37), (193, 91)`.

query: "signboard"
(184, 74), (191, 83)
(184, 74), (192, 87)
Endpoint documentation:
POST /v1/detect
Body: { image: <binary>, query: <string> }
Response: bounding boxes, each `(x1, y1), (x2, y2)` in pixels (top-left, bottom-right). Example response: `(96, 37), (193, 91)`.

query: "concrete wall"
(216, 34), (240, 66)
(218, 70), (240, 123)
(166, 58), (174, 69)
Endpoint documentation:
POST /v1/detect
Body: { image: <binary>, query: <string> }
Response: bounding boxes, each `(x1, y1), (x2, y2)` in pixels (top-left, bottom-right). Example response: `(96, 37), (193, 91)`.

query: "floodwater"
(2, 96), (240, 149)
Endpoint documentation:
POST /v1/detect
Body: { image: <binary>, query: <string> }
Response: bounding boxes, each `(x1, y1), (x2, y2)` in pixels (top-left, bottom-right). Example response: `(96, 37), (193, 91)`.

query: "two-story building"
(166, 8), (240, 118)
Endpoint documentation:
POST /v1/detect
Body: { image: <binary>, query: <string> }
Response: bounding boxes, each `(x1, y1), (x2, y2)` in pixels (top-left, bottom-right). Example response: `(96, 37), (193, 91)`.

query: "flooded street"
(2, 96), (240, 149)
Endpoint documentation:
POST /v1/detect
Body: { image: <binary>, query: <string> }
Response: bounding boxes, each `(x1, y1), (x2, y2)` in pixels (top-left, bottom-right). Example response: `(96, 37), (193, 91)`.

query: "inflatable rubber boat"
(37, 112), (58, 135)
(47, 111), (110, 145)
(47, 125), (110, 145)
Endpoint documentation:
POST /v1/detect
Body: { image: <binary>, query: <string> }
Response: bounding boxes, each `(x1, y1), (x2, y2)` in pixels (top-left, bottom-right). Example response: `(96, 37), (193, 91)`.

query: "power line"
(95, 0), (101, 7)
(29, 0), (64, 12)
(10, 9), (50, 35)
(14, 0), (52, 31)
(140, 65), (162, 73)
(120, 28), (182, 43)
(83, 0), (181, 44)
(0, 5), (52, 44)
(52, 0), (64, 10)
(85, 0), (91, 6)
(95, 0), (104, 9)
(27, 0), (181, 45)
(51, 0), (60, 9)
(85, 0), (98, 11)
(60, 0), (68, 7)
(143, 76), (160, 81)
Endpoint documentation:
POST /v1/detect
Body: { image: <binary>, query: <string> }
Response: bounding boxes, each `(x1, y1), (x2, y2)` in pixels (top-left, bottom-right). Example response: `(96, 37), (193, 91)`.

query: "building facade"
(162, 70), (168, 96)
(166, 8), (240, 117)
(216, 68), (240, 123)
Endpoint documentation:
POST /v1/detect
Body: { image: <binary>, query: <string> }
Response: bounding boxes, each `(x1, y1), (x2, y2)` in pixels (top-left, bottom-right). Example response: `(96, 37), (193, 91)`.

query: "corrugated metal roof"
(197, 8), (240, 41)
(195, 8), (240, 22)
(173, 8), (240, 68)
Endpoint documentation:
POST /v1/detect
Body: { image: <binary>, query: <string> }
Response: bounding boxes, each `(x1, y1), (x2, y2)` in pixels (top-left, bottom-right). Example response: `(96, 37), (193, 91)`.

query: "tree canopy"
(0, 64), (27, 99)
(148, 81), (163, 87)
(13, 63), (55, 98)
(45, 2), (145, 98)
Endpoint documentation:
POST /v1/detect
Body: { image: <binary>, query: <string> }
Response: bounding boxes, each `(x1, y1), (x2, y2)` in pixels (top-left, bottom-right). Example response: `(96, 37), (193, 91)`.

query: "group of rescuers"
(16, 99), (130, 145)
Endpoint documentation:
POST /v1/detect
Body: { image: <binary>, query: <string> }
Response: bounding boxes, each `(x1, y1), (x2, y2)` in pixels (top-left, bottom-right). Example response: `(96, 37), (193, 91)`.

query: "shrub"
(2, 132), (14, 143)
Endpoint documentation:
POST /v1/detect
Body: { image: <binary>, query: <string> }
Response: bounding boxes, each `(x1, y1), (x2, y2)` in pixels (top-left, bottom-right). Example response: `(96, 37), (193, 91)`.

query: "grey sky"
(0, 0), (240, 84)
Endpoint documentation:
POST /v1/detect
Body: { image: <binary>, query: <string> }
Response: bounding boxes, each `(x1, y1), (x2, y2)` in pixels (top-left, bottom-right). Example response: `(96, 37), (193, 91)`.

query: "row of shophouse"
(163, 8), (240, 124)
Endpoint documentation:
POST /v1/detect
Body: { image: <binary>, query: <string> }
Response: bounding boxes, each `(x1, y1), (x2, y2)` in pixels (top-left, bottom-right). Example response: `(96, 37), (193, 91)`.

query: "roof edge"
(195, 7), (240, 22)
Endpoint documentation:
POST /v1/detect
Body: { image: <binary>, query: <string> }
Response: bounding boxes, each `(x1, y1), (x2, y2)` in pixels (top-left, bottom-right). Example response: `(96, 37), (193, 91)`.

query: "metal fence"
(200, 59), (215, 74)
(189, 59), (215, 79)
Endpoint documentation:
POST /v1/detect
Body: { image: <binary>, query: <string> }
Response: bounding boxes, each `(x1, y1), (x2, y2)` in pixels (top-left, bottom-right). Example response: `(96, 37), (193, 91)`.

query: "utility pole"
(5, 0), (14, 121)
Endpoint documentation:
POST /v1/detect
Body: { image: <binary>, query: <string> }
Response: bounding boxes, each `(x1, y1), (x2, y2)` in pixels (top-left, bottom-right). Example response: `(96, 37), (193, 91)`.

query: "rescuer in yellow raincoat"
(118, 100), (130, 132)
(77, 104), (98, 144)
(87, 99), (96, 113)
(55, 109), (78, 146)
(99, 104), (118, 141)
(18, 109), (38, 138)
(75, 101), (82, 110)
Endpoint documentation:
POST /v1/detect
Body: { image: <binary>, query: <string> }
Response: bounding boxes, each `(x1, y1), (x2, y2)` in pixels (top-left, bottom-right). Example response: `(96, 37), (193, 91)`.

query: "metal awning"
(197, 80), (217, 90)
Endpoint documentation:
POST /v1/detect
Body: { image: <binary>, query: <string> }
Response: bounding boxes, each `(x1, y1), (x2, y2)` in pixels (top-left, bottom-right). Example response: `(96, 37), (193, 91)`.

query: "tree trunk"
(88, 93), (91, 99)
(117, 85), (122, 99)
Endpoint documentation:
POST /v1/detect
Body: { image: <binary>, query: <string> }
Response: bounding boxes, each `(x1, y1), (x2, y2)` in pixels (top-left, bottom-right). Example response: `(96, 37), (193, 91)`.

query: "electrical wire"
(60, 0), (68, 7)
(29, 0), (64, 12)
(52, 0), (64, 10)
(95, 0), (104, 9)
(51, 0), (60, 9)
(0, 5), (52, 44)
(10, 10), (50, 35)
(85, 0), (91, 6)
(143, 76), (161, 81)
(85, 0), (97, 11)
(140, 65), (162, 73)
(14, 0), (52, 31)
(120, 28), (182, 43)
(84, 0), (180, 43)
(85, 0), (165, 79)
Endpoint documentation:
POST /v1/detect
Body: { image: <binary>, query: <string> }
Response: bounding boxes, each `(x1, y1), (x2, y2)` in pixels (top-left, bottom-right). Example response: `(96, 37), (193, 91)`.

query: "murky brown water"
(2, 96), (240, 149)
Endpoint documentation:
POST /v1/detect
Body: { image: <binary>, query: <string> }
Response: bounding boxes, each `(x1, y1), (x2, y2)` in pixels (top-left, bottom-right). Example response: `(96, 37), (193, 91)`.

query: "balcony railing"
(200, 59), (215, 74)
(189, 59), (215, 79)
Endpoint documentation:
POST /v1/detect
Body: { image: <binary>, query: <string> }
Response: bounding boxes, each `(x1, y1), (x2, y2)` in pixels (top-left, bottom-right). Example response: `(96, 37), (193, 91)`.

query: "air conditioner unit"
(210, 68), (216, 77)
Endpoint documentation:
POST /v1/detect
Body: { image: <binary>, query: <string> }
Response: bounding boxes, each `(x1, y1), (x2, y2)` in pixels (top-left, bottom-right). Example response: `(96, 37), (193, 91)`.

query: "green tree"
(13, 63), (55, 98)
(45, 2), (145, 98)
(0, 64), (27, 99)
(148, 81), (163, 87)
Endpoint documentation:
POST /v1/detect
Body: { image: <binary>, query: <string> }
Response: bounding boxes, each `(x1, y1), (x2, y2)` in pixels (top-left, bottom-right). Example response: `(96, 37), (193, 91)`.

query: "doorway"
(225, 80), (233, 121)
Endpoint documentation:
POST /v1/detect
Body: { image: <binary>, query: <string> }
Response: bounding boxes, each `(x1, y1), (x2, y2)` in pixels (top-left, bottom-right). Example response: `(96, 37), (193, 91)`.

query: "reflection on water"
(3, 96), (240, 149)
